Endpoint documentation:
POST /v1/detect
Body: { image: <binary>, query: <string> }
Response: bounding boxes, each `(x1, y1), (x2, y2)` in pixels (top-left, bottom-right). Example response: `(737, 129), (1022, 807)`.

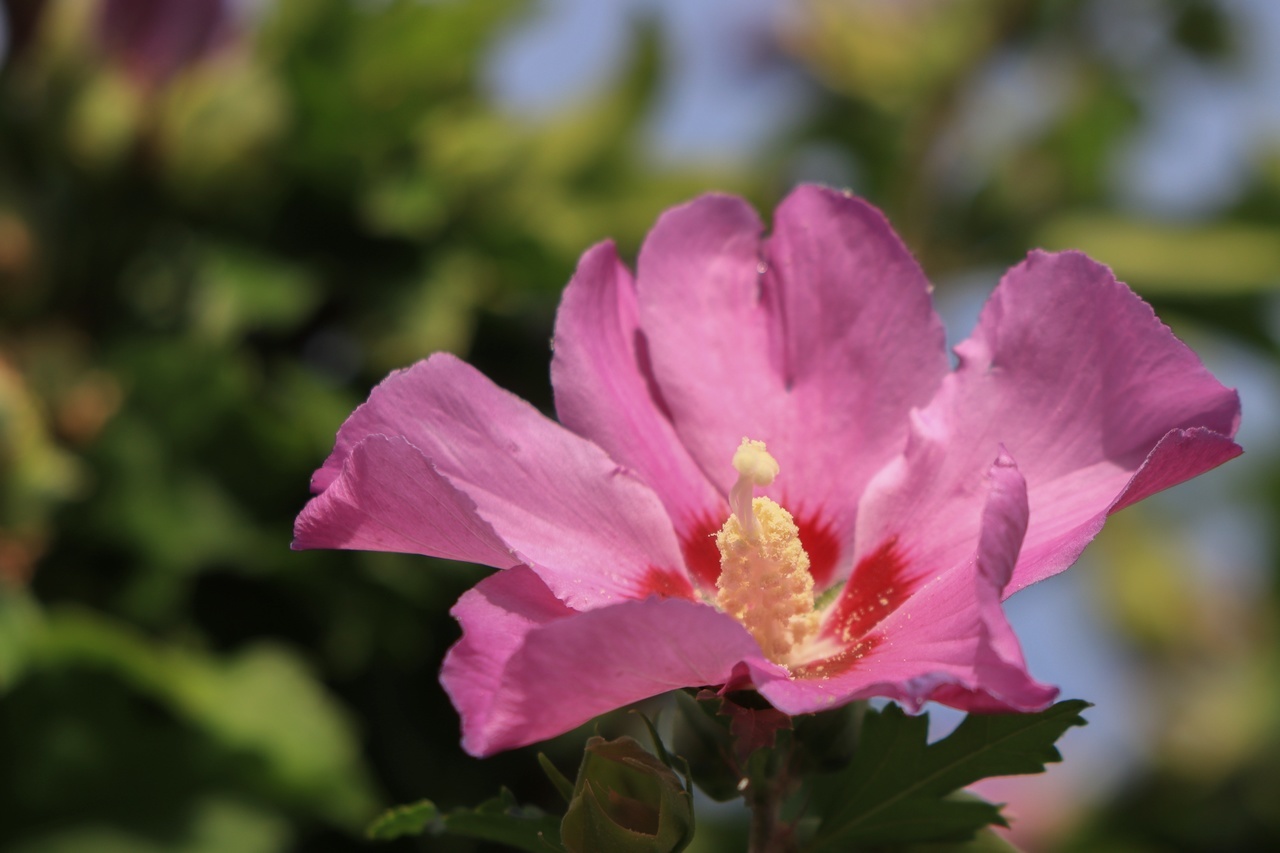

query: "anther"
(716, 438), (818, 665)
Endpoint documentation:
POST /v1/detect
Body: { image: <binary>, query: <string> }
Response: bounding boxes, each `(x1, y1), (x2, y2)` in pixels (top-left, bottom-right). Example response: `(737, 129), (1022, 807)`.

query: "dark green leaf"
(540, 753), (576, 805)
(792, 701), (865, 774)
(28, 610), (377, 824)
(441, 790), (564, 852)
(630, 708), (697, 798)
(631, 710), (675, 769)
(671, 690), (740, 802)
(926, 701), (1090, 784)
(807, 700), (1089, 850)
(366, 792), (562, 851)
(903, 821), (1025, 853)
(852, 794), (1005, 846)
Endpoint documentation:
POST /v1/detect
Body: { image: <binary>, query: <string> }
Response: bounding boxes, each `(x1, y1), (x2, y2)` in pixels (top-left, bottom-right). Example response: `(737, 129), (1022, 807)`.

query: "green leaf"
(670, 690), (740, 802)
(629, 709), (696, 799)
(631, 710), (674, 768)
(442, 790), (563, 852)
(6, 796), (291, 853)
(1037, 214), (1280, 296)
(903, 822), (1025, 853)
(190, 243), (320, 341)
(540, 753), (576, 805)
(366, 792), (562, 851)
(0, 590), (41, 692)
(847, 794), (1005, 847)
(792, 701), (865, 775)
(27, 609), (377, 825)
(925, 701), (1090, 783)
(807, 701), (1089, 850)
(365, 800), (437, 840)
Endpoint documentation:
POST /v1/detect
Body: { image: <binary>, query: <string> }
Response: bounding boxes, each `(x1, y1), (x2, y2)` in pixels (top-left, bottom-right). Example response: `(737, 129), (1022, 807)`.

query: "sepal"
(561, 736), (695, 853)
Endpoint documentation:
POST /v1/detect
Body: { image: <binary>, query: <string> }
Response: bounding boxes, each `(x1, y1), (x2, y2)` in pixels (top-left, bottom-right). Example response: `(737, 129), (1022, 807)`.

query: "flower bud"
(560, 736), (694, 853)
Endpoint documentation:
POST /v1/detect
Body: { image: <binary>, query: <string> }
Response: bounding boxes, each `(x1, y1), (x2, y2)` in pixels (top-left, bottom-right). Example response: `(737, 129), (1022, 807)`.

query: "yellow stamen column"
(716, 439), (818, 667)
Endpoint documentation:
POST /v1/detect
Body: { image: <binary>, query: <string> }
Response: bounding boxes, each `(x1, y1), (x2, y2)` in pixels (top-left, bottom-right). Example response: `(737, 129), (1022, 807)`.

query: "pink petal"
(442, 568), (772, 756)
(439, 566), (575, 756)
(98, 0), (233, 85)
(306, 353), (690, 609)
(856, 250), (1241, 596)
(636, 185), (947, 586)
(851, 391), (998, 597)
(763, 187), (949, 520)
(293, 434), (516, 568)
(755, 452), (1057, 715)
(1013, 426), (1242, 595)
(551, 241), (728, 589)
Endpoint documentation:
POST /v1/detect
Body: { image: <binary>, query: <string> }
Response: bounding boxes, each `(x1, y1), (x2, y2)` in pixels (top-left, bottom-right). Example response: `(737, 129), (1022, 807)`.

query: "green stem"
(746, 748), (799, 853)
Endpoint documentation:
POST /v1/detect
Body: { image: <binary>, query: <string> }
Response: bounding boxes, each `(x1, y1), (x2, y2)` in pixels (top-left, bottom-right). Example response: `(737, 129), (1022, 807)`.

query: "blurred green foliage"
(2, 0), (1278, 850)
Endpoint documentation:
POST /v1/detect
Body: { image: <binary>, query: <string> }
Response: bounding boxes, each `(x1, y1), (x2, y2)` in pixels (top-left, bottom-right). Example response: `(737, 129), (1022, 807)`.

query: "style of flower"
(294, 186), (1241, 756)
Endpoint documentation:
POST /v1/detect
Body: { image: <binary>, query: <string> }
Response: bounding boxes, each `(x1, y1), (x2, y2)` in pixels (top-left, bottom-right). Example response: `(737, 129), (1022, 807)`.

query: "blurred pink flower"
(97, 0), (234, 86)
(294, 185), (1240, 756)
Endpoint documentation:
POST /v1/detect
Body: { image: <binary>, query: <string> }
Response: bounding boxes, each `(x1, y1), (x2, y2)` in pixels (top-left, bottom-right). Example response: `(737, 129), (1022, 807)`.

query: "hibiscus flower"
(294, 185), (1241, 757)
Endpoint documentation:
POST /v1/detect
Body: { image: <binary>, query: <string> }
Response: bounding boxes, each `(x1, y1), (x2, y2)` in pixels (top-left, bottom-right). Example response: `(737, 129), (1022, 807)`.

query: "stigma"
(716, 438), (818, 666)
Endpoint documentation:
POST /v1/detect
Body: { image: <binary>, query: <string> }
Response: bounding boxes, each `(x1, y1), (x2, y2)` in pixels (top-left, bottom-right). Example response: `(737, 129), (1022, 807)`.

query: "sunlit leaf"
(1038, 215), (1280, 296)
(29, 609), (377, 825)
(365, 799), (438, 841)
(0, 590), (41, 690)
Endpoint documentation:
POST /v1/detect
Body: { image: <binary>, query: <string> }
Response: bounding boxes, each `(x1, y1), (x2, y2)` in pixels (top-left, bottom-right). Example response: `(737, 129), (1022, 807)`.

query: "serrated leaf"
(853, 794), (1005, 846)
(925, 701), (1090, 786)
(366, 800), (437, 840)
(366, 793), (563, 851)
(807, 701), (1088, 850)
(903, 823), (1025, 853)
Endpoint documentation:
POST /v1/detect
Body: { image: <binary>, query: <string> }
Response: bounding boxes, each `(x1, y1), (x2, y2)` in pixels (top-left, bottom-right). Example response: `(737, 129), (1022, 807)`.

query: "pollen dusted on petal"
(716, 439), (818, 666)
